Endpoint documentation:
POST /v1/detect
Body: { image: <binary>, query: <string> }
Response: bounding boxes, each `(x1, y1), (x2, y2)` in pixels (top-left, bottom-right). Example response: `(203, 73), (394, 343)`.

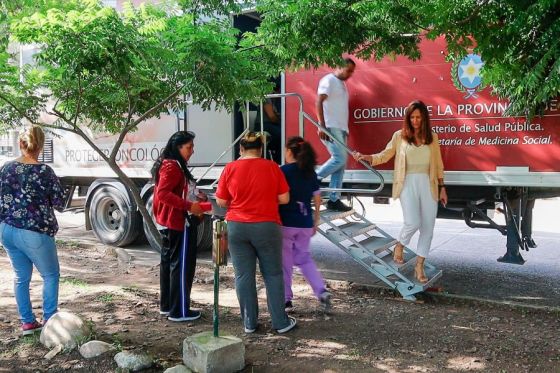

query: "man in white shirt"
(316, 58), (356, 211)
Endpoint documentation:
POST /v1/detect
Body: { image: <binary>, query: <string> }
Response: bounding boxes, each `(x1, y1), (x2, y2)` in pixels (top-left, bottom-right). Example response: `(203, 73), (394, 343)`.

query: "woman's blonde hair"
(240, 131), (268, 150)
(19, 126), (45, 154)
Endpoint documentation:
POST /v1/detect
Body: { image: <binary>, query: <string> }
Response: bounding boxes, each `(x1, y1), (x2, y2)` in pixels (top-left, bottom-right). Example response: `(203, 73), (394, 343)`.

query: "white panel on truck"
(187, 104), (233, 165)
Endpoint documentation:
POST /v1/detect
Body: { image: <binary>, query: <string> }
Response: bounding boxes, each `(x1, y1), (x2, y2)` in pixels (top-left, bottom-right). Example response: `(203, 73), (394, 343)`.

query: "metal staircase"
(316, 203), (442, 301)
(198, 92), (443, 301)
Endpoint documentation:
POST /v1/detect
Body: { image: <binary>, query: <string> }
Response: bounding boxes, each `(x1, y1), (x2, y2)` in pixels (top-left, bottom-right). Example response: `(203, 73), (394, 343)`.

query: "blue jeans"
(316, 128), (348, 202)
(0, 223), (59, 323)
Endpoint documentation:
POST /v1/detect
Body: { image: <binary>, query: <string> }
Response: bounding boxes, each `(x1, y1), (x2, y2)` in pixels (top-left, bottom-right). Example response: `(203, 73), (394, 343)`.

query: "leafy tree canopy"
(255, 0), (560, 118)
(1, 0), (276, 132)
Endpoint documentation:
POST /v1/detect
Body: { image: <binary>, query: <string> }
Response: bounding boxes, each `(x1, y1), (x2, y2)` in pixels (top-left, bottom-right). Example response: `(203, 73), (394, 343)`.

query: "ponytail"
(19, 126), (45, 154)
(286, 136), (317, 177)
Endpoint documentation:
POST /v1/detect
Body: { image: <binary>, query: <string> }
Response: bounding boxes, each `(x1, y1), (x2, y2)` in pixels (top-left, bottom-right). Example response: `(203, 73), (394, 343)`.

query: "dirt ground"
(0, 243), (559, 373)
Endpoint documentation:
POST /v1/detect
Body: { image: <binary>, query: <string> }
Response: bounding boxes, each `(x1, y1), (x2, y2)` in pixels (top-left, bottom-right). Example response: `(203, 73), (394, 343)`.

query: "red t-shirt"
(216, 158), (289, 224)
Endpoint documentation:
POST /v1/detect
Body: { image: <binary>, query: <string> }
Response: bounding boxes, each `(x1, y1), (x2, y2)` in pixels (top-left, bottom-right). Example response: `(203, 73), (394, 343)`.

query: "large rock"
(40, 312), (91, 350)
(114, 350), (153, 372)
(164, 365), (192, 373)
(79, 340), (115, 358)
(183, 331), (244, 373)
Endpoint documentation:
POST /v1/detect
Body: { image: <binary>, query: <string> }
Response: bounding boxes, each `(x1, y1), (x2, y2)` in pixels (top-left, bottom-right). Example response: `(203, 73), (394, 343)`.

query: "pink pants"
(282, 226), (326, 302)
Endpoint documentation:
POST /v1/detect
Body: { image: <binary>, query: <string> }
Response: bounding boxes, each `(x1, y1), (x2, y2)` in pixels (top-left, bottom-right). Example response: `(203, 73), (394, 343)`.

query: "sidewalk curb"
(345, 281), (560, 313)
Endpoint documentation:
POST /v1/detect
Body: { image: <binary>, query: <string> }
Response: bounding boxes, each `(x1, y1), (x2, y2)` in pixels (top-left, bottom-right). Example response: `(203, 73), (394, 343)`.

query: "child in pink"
(280, 136), (331, 311)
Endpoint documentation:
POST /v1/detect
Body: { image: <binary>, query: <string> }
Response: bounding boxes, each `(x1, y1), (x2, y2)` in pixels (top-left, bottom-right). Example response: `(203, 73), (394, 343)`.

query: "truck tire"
(143, 193), (163, 253)
(89, 185), (141, 247)
(143, 193), (212, 253)
(196, 214), (212, 252)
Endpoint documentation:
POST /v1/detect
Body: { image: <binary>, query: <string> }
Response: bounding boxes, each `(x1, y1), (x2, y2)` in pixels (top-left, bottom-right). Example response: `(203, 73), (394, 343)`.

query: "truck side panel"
(285, 36), (560, 187)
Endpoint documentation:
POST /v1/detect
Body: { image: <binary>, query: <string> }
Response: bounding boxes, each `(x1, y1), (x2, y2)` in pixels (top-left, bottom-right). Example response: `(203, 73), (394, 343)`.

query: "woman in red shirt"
(152, 131), (204, 322)
(216, 132), (297, 334)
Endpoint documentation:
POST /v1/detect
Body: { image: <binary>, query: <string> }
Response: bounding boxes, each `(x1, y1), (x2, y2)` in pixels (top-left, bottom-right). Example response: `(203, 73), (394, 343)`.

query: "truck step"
(320, 209), (356, 223)
(317, 205), (442, 301)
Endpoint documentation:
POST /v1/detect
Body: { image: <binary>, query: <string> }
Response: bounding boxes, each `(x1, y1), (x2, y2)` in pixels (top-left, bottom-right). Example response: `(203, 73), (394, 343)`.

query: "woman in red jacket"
(151, 131), (204, 321)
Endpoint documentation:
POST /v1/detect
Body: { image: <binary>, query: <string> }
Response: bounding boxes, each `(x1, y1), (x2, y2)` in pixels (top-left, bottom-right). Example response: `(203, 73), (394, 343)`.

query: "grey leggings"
(227, 221), (290, 330)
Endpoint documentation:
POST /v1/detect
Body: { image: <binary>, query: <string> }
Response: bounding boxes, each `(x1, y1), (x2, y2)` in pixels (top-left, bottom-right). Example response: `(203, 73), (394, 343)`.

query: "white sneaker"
(276, 316), (297, 334)
(244, 326), (257, 334)
(159, 310), (170, 316)
(168, 310), (201, 322)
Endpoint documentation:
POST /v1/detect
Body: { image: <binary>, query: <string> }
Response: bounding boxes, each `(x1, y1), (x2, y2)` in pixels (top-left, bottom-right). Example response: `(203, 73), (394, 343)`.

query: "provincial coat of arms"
(452, 53), (485, 99)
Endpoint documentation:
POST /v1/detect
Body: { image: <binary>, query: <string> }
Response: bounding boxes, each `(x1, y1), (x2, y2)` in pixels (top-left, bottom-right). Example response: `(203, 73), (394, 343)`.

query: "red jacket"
(153, 160), (193, 231)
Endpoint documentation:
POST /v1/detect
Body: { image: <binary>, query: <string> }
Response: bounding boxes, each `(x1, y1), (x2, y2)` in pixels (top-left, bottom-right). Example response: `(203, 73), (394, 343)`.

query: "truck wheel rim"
(97, 198), (121, 232)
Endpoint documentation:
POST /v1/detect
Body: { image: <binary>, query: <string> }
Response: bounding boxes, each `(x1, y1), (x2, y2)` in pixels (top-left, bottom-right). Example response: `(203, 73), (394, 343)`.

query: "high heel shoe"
(414, 266), (428, 284)
(393, 243), (405, 264)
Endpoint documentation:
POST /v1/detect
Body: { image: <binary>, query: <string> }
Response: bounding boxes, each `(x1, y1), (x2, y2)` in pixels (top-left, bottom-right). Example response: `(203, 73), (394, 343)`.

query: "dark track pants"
(159, 218), (198, 318)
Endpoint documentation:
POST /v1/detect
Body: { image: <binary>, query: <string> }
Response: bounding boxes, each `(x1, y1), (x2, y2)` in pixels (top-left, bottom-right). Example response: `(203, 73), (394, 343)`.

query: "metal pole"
(213, 263), (219, 337)
(259, 100), (267, 158)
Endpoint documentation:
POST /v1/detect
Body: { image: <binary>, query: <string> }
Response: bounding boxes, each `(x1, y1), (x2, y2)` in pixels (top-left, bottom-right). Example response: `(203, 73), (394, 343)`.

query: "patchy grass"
(111, 333), (124, 352)
(73, 319), (97, 349)
(20, 333), (41, 346)
(55, 239), (81, 249)
(96, 293), (116, 303)
(60, 277), (89, 288)
(121, 285), (141, 294)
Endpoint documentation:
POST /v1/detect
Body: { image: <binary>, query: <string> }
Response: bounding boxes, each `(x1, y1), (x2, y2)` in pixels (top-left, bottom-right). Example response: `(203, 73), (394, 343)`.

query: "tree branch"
(109, 84), (185, 163)
(73, 73), (83, 128)
(0, 92), (40, 125)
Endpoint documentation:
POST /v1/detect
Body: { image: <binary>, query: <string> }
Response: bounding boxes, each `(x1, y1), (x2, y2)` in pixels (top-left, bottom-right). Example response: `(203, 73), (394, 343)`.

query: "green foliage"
(256, 0), (560, 118)
(1, 0), (273, 134)
(255, 0), (421, 70)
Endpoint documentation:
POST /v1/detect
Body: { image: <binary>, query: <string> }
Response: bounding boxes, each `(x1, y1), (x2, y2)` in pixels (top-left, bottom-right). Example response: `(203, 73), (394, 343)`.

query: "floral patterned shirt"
(0, 161), (65, 236)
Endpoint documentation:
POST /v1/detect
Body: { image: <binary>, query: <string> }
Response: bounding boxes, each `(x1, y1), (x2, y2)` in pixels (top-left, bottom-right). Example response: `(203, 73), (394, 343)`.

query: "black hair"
(344, 57), (356, 66)
(286, 136), (317, 177)
(151, 131), (195, 184)
(240, 131), (265, 150)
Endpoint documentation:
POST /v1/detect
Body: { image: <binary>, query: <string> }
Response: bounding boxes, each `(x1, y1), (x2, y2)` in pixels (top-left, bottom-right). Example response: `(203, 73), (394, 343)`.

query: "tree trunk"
(106, 160), (162, 249)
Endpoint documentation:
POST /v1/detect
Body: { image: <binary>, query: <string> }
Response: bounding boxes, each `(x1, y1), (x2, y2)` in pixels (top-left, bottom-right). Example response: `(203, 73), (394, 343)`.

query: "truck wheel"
(143, 193), (212, 253)
(196, 214), (212, 252)
(89, 185), (141, 247)
(143, 193), (163, 253)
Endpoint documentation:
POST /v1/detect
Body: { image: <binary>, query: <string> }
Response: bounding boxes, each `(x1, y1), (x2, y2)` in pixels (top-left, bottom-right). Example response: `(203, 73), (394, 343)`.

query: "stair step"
(346, 245), (375, 261)
(420, 268), (443, 289)
(383, 251), (417, 272)
(349, 236), (396, 256)
(316, 204), (442, 300)
(319, 209), (356, 223)
(324, 222), (378, 242)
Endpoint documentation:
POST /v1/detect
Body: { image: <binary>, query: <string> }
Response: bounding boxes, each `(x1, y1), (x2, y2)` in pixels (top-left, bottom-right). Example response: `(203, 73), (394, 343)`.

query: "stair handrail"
(196, 92), (385, 195)
(301, 112), (385, 194)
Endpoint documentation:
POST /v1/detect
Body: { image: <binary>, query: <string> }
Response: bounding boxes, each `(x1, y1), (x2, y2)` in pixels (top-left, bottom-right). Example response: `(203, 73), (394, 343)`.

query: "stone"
(105, 318), (116, 325)
(40, 312), (91, 350)
(79, 340), (115, 358)
(114, 351), (153, 372)
(44, 345), (63, 360)
(183, 331), (244, 373)
(164, 365), (193, 373)
(490, 317), (500, 322)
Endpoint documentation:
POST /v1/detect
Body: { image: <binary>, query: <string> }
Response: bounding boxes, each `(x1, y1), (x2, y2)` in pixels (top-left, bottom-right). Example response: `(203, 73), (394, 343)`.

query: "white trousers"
(398, 173), (438, 258)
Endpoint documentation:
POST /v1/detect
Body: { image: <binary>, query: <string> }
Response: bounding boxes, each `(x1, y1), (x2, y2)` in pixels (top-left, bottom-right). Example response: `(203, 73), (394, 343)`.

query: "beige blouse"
(405, 144), (431, 174)
(369, 130), (444, 201)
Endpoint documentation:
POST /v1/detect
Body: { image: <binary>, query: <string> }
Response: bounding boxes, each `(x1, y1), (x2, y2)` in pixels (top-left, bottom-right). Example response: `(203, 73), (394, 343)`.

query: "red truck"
(280, 35), (560, 265)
